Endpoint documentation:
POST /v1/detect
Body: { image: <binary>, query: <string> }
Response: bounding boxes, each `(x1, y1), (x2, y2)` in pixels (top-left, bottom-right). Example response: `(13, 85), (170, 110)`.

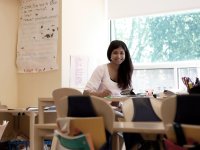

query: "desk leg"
(29, 112), (37, 150)
(50, 135), (58, 150)
(34, 128), (43, 150)
(38, 103), (44, 124)
(112, 132), (123, 150)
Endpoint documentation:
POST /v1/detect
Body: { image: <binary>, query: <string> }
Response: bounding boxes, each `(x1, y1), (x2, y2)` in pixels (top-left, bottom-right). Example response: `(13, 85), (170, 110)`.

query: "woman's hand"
(98, 89), (112, 98)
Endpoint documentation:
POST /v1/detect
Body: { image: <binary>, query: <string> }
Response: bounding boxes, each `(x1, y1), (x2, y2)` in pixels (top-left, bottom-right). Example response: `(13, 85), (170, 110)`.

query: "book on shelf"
(26, 105), (56, 111)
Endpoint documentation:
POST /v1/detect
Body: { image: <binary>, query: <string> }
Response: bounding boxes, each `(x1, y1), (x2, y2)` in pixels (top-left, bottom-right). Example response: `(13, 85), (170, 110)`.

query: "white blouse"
(84, 64), (122, 96)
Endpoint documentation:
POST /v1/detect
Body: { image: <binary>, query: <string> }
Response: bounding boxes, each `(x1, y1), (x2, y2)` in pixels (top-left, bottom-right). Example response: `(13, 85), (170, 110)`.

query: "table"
(38, 96), (165, 150)
(37, 96), (166, 149)
(35, 97), (56, 150)
(38, 96), (131, 124)
(1, 98), (56, 150)
(104, 96), (131, 102)
(113, 121), (165, 134)
(34, 123), (57, 150)
(113, 121), (165, 150)
(0, 109), (37, 150)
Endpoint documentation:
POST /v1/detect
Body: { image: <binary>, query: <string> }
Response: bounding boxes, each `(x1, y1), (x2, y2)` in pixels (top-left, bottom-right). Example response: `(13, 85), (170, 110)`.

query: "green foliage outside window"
(111, 10), (200, 63)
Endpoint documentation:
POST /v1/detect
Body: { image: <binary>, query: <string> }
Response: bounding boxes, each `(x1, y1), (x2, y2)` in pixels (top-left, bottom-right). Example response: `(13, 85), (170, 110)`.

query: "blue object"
(8, 140), (29, 150)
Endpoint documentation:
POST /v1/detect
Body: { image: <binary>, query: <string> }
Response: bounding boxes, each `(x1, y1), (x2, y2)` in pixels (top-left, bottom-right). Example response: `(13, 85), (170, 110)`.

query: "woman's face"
(110, 47), (125, 65)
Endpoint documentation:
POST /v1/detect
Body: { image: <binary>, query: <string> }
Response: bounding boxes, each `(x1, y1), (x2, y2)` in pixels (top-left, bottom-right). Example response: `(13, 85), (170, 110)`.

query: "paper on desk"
(0, 120), (9, 140)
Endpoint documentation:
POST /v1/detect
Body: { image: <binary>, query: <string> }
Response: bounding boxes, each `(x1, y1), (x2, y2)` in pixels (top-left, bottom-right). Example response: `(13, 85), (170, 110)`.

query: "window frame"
(110, 10), (200, 92)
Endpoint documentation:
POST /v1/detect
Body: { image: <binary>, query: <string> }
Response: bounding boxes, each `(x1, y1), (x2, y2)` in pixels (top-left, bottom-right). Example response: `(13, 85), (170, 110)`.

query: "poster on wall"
(16, 0), (59, 73)
(69, 55), (89, 89)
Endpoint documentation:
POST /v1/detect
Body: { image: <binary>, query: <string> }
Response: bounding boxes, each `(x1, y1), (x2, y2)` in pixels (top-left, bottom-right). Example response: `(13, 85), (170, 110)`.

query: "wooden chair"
(52, 95), (115, 149)
(52, 87), (82, 118)
(52, 87), (82, 102)
(122, 97), (163, 122)
(34, 88), (82, 150)
(161, 94), (200, 146)
(55, 117), (106, 150)
(121, 97), (163, 150)
(54, 95), (115, 134)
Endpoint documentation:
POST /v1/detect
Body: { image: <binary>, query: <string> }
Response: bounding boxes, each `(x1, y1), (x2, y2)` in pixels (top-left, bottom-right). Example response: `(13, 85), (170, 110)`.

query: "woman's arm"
(84, 65), (112, 97)
(83, 89), (111, 98)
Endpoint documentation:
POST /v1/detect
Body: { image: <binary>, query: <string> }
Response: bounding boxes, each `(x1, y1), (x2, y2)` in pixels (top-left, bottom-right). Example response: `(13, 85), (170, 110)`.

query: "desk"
(34, 123), (57, 150)
(35, 97), (56, 150)
(0, 107), (56, 150)
(38, 96), (130, 124)
(113, 121), (165, 134)
(38, 97), (54, 124)
(104, 96), (131, 102)
(38, 96), (129, 122)
(0, 109), (37, 150)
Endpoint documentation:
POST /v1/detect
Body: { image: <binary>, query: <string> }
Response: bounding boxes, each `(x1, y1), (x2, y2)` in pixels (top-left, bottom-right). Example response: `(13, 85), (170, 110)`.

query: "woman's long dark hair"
(107, 40), (134, 89)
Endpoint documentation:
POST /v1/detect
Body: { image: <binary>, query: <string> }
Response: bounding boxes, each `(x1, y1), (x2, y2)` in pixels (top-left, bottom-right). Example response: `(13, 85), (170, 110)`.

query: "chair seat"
(35, 123), (57, 129)
(35, 123), (57, 138)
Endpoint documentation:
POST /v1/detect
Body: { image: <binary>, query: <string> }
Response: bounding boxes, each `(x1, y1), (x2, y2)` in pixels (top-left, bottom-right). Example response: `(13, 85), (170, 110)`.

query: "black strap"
(175, 95), (200, 125)
(132, 97), (161, 122)
(67, 96), (96, 117)
(173, 122), (187, 146)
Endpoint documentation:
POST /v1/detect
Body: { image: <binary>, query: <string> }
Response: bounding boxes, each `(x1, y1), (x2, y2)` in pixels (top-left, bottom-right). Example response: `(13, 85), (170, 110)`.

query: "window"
(110, 10), (200, 93)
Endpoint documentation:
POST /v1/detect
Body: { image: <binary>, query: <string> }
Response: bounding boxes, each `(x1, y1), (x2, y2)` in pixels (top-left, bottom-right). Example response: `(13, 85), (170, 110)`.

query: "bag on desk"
(188, 86), (200, 94)
(186, 77), (200, 94)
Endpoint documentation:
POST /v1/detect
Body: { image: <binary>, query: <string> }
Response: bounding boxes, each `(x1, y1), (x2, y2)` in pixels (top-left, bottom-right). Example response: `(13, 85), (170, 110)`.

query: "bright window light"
(110, 10), (200, 93)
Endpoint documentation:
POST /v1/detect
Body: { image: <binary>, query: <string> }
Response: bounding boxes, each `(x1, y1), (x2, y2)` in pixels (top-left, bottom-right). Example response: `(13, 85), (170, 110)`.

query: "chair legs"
(50, 136), (58, 150)
(112, 132), (124, 150)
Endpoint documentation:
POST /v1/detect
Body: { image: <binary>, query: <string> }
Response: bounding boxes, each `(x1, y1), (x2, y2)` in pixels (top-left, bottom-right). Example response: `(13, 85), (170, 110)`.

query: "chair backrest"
(56, 117), (106, 150)
(90, 96), (115, 134)
(174, 94), (200, 125)
(122, 97), (162, 122)
(122, 97), (134, 121)
(55, 95), (115, 134)
(161, 94), (200, 143)
(52, 88), (82, 117)
(160, 95), (177, 125)
(67, 96), (96, 117)
(122, 97), (162, 149)
(166, 124), (200, 144)
(52, 87), (82, 101)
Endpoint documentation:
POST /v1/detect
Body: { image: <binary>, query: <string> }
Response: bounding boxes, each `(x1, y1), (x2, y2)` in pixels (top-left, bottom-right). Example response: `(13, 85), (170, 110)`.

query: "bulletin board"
(16, 0), (59, 73)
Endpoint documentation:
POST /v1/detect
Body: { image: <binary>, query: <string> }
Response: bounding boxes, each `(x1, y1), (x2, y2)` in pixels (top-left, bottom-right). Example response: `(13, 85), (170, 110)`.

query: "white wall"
(19, 0), (109, 107)
(0, 0), (19, 107)
(2, 0), (198, 108)
(62, 0), (109, 90)
(18, 0), (62, 108)
(108, 0), (200, 18)
(0, 0), (109, 108)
